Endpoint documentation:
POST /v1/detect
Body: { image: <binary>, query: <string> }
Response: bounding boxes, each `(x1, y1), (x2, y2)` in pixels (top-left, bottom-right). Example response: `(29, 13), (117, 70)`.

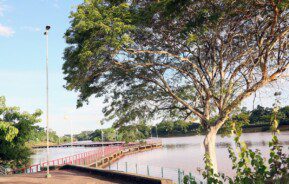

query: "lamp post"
(44, 25), (51, 178)
(101, 129), (104, 158)
(64, 115), (73, 147)
(155, 124), (159, 139)
(115, 129), (120, 151)
(97, 121), (105, 159)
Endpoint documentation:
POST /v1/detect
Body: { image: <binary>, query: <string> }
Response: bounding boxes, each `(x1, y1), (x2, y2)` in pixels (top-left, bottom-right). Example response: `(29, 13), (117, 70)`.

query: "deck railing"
(12, 145), (122, 174)
(107, 162), (204, 184)
(12, 139), (161, 174)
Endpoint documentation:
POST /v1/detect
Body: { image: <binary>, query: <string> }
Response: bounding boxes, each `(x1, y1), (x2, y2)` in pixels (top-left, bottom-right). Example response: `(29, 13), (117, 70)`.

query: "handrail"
(12, 140), (161, 175)
(107, 161), (204, 184)
(11, 145), (123, 174)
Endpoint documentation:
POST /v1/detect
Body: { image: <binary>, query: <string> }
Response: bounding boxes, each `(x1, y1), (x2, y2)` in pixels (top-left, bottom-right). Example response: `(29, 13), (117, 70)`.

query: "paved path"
(0, 170), (127, 184)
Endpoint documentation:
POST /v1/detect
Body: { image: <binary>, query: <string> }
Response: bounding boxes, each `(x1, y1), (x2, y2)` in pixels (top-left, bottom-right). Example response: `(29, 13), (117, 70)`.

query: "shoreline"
(156, 124), (289, 138)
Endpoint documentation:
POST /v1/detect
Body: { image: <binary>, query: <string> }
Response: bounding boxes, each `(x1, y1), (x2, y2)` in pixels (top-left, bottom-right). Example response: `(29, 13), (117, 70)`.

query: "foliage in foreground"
(200, 133), (289, 184)
(202, 106), (289, 184)
(0, 96), (42, 169)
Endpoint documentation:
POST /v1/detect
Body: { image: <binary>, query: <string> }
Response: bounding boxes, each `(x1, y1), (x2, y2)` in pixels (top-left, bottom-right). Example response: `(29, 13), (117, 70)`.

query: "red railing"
(13, 145), (123, 174)
(12, 139), (162, 174)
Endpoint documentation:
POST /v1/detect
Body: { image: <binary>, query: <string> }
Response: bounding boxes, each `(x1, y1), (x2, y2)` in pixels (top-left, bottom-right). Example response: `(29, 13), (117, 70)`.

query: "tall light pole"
(155, 125), (159, 139)
(97, 121), (105, 159)
(64, 115), (73, 147)
(44, 25), (51, 178)
(101, 129), (104, 158)
(115, 129), (120, 151)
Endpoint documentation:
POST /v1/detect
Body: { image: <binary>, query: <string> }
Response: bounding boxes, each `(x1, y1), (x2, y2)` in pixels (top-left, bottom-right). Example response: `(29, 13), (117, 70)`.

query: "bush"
(202, 105), (289, 183)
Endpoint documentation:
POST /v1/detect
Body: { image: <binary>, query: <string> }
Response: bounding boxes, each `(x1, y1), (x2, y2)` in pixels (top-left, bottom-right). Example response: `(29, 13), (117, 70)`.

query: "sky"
(1, 0), (289, 136)
(0, 0), (109, 136)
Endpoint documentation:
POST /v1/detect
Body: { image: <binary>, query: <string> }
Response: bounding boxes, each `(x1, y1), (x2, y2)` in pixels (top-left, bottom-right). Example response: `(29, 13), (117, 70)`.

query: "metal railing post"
(135, 164), (138, 174)
(161, 167), (164, 178)
(147, 165), (150, 176)
(178, 169), (181, 184)
(125, 162), (128, 172)
(116, 162), (119, 171)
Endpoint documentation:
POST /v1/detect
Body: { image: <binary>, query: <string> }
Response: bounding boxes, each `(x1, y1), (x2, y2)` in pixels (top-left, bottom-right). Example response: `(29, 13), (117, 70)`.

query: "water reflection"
(110, 131), (289, 177)
(164, 144), (198, 149)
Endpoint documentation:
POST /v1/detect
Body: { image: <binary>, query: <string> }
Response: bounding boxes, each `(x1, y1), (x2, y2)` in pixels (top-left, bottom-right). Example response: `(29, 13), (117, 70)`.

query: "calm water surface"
(32, 131), (289, 177)
(111, 131), (289, 177)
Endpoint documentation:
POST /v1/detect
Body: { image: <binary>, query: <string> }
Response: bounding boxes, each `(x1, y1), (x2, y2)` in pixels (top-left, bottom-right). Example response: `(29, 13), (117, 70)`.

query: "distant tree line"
(74, 105), (289, 141)
(29, 126), (62, 144)
(75, 122), (151, 143)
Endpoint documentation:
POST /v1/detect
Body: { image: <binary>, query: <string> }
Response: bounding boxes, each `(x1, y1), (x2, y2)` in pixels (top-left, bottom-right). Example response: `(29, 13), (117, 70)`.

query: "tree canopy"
(64, 0), (289, 126)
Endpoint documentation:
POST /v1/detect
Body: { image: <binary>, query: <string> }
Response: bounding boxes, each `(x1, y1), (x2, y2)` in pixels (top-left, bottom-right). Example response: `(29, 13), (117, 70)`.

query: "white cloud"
(20, 26), (41, 32)
(0, 24), (14, 37)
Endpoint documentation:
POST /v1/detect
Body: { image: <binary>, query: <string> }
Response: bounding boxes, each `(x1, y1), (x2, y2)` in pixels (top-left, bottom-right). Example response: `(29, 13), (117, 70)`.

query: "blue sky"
(0, 0), (109, 135)
(1, 0), (289, 136)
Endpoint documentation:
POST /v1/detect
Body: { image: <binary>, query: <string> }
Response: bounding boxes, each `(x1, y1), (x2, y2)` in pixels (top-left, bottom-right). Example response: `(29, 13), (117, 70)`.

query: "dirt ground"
(0, 170), (125, 184)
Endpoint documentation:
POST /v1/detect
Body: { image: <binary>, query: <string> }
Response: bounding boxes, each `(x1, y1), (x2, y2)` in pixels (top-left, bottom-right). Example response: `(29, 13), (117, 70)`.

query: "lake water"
(109, 131), (289, 178)
(32, 131), (289, 178)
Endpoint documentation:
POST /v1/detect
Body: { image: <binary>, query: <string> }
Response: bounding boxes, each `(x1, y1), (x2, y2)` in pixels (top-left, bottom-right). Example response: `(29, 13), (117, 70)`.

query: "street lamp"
(155, 124), (159, 139)
(101, 129), (104, 158)
(97, 121), (105, 159)
(115, 129), (120, 151)
(44, 25), (51, 178)
(64, 115), (73, 148)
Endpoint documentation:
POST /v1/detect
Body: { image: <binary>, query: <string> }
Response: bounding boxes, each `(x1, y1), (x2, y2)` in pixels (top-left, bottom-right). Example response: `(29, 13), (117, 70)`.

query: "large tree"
(63, 0), (289, 172)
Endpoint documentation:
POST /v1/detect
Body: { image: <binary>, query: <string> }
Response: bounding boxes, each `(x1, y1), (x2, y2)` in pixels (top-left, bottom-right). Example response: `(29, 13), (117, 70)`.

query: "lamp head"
(46, 25), (51, 30)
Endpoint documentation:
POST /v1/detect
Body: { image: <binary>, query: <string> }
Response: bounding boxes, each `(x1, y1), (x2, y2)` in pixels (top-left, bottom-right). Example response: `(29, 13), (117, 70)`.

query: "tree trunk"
(203, 127), (218, 173)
